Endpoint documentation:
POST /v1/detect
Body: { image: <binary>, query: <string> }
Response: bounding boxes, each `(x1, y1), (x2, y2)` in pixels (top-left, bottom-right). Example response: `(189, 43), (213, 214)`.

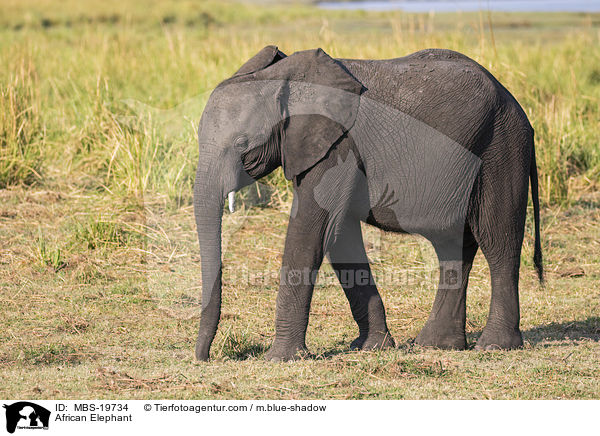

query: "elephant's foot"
(265, 341), (309, 362)
(350, 330), (395, 351)
(415, 319), (467, 350)
(475, 325), (523, 350)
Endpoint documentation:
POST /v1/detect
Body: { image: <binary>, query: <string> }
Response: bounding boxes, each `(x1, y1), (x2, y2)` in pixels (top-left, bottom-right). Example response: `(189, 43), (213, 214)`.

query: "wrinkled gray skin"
(193, 46), (543, 361)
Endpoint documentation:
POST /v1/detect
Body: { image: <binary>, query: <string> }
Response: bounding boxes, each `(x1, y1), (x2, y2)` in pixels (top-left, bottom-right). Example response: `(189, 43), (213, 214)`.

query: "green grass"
(0, 56), (44, 188)
(35, 228), (66, 271)
(72, 215), (138, 250)
(0, 0), (599, 399)
(0, 0), (598, 205)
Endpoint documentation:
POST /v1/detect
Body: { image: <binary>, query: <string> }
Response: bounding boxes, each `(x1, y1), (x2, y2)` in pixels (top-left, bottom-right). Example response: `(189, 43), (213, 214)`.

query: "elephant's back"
(338, 49), (528, 152)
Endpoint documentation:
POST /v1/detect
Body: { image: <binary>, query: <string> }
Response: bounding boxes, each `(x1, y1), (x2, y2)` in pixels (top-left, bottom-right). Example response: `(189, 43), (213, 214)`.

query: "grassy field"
(1, 0), (599, 399)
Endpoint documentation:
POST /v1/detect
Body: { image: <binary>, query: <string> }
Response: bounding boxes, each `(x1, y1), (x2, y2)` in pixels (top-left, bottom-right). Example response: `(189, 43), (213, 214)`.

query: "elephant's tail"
(530, 139), (544, 284)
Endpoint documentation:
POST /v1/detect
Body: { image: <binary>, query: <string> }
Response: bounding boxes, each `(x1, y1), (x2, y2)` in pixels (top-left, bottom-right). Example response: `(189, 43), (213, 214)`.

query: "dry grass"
(0, 186), (598, 399)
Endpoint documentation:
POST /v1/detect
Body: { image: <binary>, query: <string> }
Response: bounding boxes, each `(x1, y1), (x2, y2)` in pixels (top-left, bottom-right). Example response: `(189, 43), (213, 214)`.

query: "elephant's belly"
(364, 206), (409, 233)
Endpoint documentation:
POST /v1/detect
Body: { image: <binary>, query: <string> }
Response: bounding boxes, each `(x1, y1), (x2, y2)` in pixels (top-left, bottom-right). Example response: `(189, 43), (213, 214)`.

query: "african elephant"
(193, 45), (542, 361)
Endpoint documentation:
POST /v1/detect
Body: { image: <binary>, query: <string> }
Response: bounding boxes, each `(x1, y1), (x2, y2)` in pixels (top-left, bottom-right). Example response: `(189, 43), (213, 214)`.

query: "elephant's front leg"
(265, 201), (327, 362)
(328, 219), (395, 351)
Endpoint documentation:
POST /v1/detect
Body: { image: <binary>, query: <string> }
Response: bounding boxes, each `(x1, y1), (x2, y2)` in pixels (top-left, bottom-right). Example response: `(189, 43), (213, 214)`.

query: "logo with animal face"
(2, 402), (50, 433)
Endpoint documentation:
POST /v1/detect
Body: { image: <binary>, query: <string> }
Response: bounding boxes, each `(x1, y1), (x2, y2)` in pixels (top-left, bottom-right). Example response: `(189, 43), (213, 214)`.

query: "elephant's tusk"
(228, 191), (235, 213)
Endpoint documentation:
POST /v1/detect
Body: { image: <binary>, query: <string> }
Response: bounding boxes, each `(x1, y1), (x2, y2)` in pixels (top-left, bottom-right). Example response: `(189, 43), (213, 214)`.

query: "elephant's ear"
(254, 48), (363, 180)
(234, 45), (287, 76)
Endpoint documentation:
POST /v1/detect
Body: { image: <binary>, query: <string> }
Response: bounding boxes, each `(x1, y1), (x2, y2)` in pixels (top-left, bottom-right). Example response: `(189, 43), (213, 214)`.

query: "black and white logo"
(3, 402), (50, 434)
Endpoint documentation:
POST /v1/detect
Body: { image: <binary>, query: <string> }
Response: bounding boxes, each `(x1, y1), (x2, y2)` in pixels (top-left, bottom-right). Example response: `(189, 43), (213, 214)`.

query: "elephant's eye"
(234, 135), (248, 150)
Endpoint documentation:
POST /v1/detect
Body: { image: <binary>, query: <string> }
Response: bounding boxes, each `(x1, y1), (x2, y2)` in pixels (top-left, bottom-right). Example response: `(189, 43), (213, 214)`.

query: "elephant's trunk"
(193, 161), (225, 361)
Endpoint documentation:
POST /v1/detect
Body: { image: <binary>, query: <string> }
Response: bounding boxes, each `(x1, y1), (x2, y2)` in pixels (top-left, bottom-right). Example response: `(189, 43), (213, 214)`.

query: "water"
(318, 1), (600, 13)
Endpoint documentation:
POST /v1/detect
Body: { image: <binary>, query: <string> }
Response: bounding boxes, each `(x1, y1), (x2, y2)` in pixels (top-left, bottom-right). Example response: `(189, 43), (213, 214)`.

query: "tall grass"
(0, 55), (44, 187)
(0, 0), (598, 206)
(497, 33), (600, 204)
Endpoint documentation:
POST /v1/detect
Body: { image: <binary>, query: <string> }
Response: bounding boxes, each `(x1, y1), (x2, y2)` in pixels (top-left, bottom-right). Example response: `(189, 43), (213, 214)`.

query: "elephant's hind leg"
(474, 222), (525, 350)
(415, 230), (478, 350)
(328, 219), (395, 351)
(471, 137), (529, 350)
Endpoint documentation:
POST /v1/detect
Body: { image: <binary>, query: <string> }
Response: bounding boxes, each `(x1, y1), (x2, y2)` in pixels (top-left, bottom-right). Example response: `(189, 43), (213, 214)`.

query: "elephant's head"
(193, 45), (363, 360)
